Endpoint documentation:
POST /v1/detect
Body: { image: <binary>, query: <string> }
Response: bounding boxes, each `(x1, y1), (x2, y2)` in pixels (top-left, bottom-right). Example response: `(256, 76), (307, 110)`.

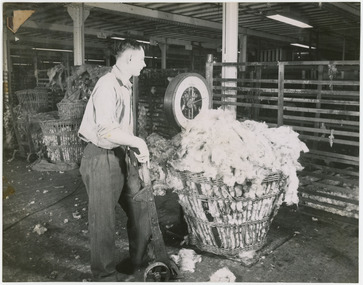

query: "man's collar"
(112, 65), (132, 89)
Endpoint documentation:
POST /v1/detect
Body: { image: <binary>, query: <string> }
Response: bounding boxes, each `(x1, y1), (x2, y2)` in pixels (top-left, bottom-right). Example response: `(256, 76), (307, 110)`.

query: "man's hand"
(133, 138), (150, 167)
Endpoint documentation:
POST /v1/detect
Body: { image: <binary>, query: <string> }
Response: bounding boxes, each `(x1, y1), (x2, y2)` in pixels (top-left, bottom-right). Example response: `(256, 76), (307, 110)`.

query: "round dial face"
(164, 73), (212, 129)
(180, 86), (203, 119)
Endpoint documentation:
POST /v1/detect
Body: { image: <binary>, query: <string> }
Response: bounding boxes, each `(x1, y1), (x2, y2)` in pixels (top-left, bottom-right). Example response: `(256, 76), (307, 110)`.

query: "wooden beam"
(9, 36), (106, 50)
(238, 27), (295, 43)
(19, 5), (298, 49)
(21, 20), (140, 40)
(84, 2), (297, 43)
(328, 3), (360, 18)
(22, 19), (220, 49)
(84, 3), (222, 30)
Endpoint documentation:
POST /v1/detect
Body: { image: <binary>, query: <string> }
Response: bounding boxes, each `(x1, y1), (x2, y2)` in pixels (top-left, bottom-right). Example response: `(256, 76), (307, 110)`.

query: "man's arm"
(101, 128), (149, 163)
(92, 78), (149, 162)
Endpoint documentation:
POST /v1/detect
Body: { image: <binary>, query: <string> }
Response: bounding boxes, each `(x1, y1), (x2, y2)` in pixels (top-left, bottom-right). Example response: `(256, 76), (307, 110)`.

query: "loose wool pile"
(146, 133), (181, 195)
(167, 108), (308, 205)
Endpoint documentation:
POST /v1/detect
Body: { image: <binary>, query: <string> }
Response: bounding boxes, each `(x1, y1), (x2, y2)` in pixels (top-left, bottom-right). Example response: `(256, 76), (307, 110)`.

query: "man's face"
(129, 48), (146, 76)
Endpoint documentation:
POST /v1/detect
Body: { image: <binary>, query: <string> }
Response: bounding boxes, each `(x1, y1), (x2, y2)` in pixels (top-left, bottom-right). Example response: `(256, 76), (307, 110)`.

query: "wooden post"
(64, 52), (70, 78)
(205, 54), (214, 108)
(316, 31), (320, 60)
(315, 65), (323, 119)
(33, 51), (38, 86)
(159, 43), (167, 69)
(238, 34), (247, 73)
(302, 70), (306, 89)
(277, 62), (284, 126)
(3, 28), (13, 147)
(190, 47), (195, 71)
(4, 28), (27, 154)
(239, 35), (247, 118)
(67, 3), (90, 66)
(254, 66), (262, 120)
(222, 2), (238, 117)
(313, 65), (323, 149)
(246, 69), (254, 119)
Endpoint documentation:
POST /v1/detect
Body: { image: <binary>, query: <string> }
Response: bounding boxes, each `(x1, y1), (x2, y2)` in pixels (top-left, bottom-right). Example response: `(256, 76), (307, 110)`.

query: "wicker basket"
(57, 100), (87, 120)
(175, 171), (286, 259)
(15, 89), (49, 113)
(39, 118), (85, 163)
(29, 111), (59, 153)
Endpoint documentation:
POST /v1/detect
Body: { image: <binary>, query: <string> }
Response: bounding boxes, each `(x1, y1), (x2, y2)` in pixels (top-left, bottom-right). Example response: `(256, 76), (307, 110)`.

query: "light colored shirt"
(78, 65), (134, 149)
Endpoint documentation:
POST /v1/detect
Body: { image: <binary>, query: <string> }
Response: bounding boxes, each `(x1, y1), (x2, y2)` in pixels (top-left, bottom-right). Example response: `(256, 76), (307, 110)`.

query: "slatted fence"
(207, 60), (359, 219)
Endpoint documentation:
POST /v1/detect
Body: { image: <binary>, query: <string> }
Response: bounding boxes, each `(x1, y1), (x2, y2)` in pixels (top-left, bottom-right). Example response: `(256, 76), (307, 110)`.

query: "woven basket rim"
(16, 90), (48, 95)
(178, 170), (284, 184)
(177, 188), (283, 202)
(40, 118), (82, 125)
(57, 100), (86, 106)
(15, 89), (35, 94)
(46, 145), (84, 150)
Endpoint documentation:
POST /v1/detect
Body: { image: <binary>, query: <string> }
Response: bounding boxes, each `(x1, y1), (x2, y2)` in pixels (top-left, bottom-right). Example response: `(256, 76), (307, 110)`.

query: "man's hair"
(113, 38), (144, 57)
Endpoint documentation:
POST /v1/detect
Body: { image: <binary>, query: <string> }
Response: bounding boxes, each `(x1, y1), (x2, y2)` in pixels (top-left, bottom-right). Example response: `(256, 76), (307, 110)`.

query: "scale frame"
(164, 73), (212, 129)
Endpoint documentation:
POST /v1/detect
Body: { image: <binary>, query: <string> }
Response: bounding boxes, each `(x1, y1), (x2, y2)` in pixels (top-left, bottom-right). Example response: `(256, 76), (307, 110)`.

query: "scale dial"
(164, 73), (212, 129)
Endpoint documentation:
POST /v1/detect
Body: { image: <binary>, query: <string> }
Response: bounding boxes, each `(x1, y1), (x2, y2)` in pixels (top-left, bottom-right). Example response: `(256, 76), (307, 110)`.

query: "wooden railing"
(206, 60), (359, 219)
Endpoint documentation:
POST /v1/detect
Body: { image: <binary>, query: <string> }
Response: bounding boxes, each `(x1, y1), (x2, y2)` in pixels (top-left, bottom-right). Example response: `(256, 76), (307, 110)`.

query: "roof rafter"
(84, 3), (297, 43)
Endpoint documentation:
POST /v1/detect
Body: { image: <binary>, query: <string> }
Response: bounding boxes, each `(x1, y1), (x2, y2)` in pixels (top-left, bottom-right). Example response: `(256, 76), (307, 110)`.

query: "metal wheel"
(144, 262), (171, 282)
(164, 73), (212, 129)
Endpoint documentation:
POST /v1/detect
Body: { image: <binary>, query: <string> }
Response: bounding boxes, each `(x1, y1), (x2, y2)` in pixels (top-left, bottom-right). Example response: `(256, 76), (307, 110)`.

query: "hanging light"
(32, 47), (73, 53)
(110, 37), (150, 44)
(290, 43), (316, 49)
(266, 12), (312, 28)
(86, 59), (105, 63)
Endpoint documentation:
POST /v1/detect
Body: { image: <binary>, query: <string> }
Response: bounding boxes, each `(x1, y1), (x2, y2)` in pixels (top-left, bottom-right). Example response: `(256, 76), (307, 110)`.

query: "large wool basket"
(39, 118), (85, 164)
(28, 111), (59, 153)
(15, 88), (49, 113)
(175, 171), (286, 260)
(57, 100), (87, 120)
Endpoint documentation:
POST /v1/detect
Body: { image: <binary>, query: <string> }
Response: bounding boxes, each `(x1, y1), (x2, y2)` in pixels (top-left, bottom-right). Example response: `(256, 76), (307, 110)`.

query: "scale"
(164, 73), (212, 129)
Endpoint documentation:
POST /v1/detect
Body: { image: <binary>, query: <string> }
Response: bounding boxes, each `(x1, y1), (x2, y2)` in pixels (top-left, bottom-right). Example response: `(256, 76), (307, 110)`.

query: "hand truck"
(133, 163), (181, 282)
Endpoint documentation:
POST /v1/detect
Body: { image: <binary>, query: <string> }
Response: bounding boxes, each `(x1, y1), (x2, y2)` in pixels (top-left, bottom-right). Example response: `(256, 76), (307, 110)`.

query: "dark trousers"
(80, 143), (151, 280)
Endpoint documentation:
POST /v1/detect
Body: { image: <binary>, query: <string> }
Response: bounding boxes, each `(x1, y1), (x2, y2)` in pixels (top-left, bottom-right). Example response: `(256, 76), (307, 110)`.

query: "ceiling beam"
(329, 2), (360, 18)
(22, 20), (116, 38)
(9, 34), (107, 50)
(239, 27), (296, 43)
(150, 36), (219, 49)
(84, 3), (222, 30)
(84, 2), (297, 43)
(21, 20), (221, 49)
(20, 3), (298, 48)
(321, 3), (360, 24)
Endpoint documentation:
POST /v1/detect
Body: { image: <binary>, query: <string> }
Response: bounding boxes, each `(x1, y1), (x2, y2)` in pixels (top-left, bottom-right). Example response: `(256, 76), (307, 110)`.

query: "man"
(78, 39), (150, 281)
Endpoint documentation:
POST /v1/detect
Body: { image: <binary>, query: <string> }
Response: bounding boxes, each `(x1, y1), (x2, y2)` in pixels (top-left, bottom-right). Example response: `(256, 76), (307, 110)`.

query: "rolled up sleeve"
(92, 79), (124, 140)
(78, 71), (133, 149)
